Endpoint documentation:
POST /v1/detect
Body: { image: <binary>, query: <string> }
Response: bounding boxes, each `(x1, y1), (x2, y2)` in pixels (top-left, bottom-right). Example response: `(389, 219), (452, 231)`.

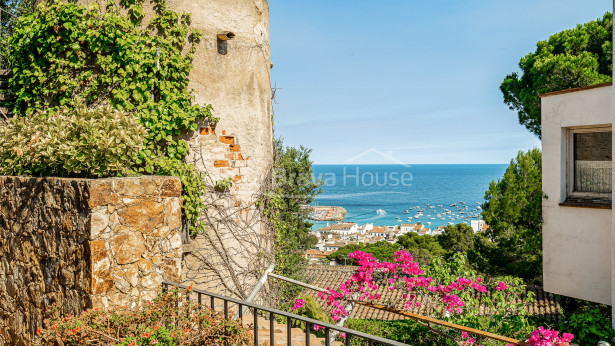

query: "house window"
(565, 127), (612, 206)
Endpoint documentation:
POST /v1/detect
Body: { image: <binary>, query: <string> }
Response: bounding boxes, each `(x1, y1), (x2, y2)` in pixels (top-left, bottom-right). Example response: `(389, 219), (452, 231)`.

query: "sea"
(310, 164), (508, 230)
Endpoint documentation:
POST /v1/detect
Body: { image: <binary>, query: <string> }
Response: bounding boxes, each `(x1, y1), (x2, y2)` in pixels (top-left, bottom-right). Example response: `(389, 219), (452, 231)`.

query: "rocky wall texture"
(0, 176), (182, 346)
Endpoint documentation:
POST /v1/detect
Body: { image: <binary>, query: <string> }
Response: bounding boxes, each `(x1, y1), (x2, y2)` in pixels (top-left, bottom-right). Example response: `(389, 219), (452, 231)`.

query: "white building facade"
(541, 83), (613, 307)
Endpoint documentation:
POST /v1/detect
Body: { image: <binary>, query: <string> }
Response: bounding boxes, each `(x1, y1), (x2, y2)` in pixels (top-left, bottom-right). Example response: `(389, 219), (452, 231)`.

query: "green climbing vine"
(7, 0), (216, 234)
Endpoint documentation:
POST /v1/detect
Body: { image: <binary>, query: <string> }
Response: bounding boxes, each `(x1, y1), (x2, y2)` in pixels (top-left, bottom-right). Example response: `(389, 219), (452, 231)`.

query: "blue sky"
(268, 0), (611, 164)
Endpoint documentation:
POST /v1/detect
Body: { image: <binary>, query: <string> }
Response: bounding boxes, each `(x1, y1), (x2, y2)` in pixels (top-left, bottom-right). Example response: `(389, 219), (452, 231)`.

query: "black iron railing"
(162, 280), (408, 346)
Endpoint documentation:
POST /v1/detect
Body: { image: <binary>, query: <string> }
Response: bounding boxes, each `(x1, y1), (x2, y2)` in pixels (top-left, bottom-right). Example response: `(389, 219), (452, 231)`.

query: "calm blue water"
(310, 164), (507, 230)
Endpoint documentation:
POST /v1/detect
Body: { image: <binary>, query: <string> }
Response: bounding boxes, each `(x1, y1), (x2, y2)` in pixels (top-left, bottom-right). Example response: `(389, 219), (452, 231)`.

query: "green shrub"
(292, 295), (331, 324)
(7, 0), (214, 235)
(0, 104), (146, 178)
(563, 308), (615, 345)
(39, 287), (253, 345)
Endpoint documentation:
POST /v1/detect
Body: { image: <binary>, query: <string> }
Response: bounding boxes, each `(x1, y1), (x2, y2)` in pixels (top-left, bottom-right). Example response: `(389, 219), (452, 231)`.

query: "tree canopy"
(265, 140), (321, 301)
(500, 12), (612, 138)
(468, 148), (543, 284)
(437, 223), (475, 256)
(396, 232), (446, 264)
(327, 241), (401, 265)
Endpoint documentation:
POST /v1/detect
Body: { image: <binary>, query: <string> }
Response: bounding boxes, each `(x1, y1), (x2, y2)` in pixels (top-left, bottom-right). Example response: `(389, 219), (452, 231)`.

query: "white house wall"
(542, 85), (612, 305)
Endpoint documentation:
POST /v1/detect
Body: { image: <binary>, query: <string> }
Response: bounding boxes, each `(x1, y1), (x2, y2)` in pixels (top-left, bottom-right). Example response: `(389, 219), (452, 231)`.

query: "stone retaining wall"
(0, 176), (182, 346)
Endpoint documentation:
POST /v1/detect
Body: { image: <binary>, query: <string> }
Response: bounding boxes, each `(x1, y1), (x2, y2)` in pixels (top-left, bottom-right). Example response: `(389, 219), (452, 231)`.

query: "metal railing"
(162, 280), (408, 346)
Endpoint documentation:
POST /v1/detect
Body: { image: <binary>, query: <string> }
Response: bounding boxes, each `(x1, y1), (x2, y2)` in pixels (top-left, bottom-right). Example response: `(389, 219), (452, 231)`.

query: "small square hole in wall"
(216, 32), (235, 55)
(217, 39), (228, 55)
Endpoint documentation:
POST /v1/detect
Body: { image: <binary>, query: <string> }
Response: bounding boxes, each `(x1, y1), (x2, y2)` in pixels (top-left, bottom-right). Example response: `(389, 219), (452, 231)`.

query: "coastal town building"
(356, 223), (374, 234)
(305, 249), (334, 265)
(470, 220), (488, 233)
(418, 228), (431, 235)
(369, 226), (387, 237)
(540, 82), (613, 307)
(400, 223), (416, 233)
(323, 241), (359, 252)
(432, 226), (446, 236)
(329, 222), (359, 235)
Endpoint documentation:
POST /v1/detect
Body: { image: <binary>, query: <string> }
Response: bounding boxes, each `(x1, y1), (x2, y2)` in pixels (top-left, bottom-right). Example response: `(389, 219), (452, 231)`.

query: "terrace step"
(242, 313), (337, 346)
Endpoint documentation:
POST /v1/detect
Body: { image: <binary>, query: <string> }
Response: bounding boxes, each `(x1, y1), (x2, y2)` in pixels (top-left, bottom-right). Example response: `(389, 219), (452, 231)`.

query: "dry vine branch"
(182, 138), (278, 307)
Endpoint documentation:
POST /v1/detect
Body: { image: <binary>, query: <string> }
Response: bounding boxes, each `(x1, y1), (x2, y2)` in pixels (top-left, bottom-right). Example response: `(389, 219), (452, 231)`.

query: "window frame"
(565, 125), (612, 201)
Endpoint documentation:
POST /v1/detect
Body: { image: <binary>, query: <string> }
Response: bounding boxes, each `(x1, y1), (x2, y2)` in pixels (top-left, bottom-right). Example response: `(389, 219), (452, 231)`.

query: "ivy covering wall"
(6, 0), (216, 234)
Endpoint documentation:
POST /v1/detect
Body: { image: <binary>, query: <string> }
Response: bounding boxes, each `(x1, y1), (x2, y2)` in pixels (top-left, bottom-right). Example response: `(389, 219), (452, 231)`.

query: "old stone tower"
(169, 0), (275, 299)
(87, 0), (276, 298)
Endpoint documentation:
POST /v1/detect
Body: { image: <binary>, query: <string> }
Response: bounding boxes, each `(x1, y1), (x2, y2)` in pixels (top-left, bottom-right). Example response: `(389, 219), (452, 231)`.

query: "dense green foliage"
(327, 241), (401, 265)
(263, 140), (321, 302)
(396, 232), (445, 264)
(438, 223), (475, 256)
(423, 254), (537, 344)
(563, 308), (615, 345)
(0, 104), (146, 177)
(7, 0), (214, 234)
(0, 0), (33, 68)
(469, 149), (543, 284)
(500, 12), (612, 137)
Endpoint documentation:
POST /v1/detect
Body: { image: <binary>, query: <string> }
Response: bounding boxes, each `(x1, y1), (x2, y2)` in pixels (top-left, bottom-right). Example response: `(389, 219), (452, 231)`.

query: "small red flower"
(36, 328), (41, 335)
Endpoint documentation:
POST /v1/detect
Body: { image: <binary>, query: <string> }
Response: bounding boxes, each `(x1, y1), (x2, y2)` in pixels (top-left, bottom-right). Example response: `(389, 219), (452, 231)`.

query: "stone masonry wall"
(0, 176), (182, 346)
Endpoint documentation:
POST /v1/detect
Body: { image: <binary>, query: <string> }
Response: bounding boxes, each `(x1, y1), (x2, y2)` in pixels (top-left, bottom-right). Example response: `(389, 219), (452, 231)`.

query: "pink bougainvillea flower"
(495, 281), (508, 291)
(292, 298), (305, 310)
